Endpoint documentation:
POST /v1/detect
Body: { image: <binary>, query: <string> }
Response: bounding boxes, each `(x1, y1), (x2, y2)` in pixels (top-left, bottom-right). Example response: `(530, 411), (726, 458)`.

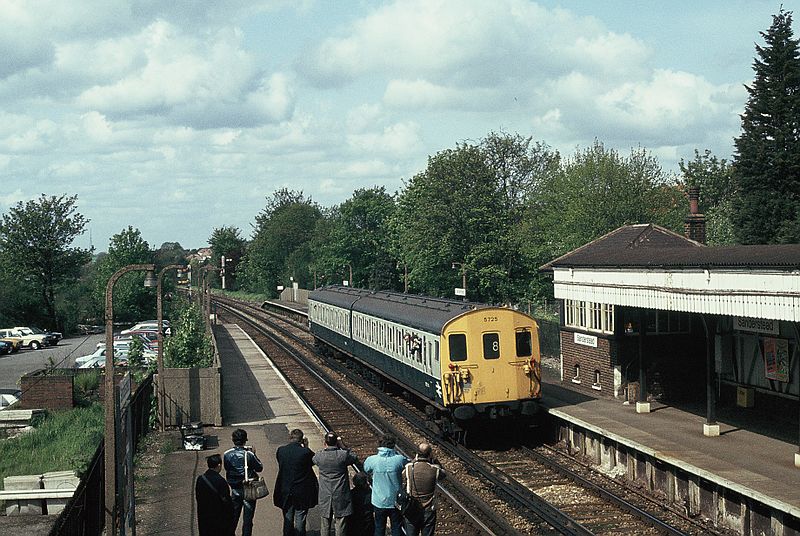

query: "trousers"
(282, 503), (309, 536)
(230, 487), (256, 536)
(320, 513), (347, 536)
(403, 503), (437, 536)
(373, 507), (403, 536)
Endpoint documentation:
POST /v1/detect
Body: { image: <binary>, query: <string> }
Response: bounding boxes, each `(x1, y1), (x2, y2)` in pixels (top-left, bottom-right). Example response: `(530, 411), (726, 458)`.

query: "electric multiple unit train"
(308, 285), (542, 435)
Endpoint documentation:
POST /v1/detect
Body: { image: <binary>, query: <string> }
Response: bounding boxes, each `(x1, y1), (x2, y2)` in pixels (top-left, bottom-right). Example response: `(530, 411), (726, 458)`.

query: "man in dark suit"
(274, 428), (319, 536)
(195, 454), (234, 536)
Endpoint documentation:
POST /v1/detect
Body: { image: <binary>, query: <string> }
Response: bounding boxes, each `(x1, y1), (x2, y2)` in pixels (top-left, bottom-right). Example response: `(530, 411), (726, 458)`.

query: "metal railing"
(48, 375), (154, 536)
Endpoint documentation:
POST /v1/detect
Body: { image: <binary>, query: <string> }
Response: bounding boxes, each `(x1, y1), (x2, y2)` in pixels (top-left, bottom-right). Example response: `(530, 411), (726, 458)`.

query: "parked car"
(0, 340), (12, 355)
(15, 326), (61, 345)
(0, 328), (49, 350)
(120, 320), (169, 336)
(0, 334), (22, 353)
(79, 355), (128, 369)
(75, 347), (124, 366)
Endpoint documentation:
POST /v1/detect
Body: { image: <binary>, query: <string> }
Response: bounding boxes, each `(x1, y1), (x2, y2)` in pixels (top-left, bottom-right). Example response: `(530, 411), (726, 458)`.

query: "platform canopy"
(541, 224), (800, 322)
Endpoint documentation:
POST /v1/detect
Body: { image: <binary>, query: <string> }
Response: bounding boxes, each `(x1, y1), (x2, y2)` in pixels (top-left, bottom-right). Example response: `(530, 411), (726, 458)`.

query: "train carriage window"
(449, 334), (467, 362)
(516, 330), (532, 357)
(483, 333), (500, 359)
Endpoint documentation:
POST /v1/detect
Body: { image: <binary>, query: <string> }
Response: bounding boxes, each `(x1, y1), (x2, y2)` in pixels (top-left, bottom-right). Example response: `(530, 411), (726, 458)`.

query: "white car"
(121, 320), (170, 335)
(75, 347), (118, 366)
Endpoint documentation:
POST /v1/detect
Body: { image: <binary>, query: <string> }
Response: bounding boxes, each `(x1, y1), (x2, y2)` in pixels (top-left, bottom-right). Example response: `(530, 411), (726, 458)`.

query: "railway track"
(214, 295), (726, 535)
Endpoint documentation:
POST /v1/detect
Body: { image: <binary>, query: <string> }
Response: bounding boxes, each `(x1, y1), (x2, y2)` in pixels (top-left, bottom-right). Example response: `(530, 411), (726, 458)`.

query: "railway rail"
(214, 295), (726, 535)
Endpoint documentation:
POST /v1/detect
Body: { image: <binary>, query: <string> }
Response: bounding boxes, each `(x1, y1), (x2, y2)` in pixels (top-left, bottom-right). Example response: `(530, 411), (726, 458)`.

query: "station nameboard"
(734, 316), (779, 335)
(574, 332), (598, 347)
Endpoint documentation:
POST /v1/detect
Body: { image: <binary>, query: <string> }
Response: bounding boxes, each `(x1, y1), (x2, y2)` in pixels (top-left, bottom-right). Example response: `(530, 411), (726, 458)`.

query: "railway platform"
(136, 323), (325, 535)
(542, 372), (800, 532)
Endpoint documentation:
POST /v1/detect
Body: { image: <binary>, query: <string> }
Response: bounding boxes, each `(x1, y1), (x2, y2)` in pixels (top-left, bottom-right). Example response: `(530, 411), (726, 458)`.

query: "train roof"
(309, 285), (490, 334)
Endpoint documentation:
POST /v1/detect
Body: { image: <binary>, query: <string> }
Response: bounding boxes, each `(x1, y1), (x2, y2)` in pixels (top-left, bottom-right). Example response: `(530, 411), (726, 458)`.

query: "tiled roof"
(541, 224), (800, 270)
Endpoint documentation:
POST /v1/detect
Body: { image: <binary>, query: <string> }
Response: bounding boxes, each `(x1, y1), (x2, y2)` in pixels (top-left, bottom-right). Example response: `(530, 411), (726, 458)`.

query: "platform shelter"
(542, 222), (800, 467)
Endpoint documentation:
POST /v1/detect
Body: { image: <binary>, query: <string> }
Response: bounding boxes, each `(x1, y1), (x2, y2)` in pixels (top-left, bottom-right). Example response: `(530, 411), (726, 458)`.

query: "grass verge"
(0, 403), (104, 488)
(211, 288), (271, 303)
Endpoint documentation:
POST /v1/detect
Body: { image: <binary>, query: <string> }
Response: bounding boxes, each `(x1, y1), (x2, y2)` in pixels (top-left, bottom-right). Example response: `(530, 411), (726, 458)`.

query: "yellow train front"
(440, 307), (541, 423)
(308, 286), (542, 436)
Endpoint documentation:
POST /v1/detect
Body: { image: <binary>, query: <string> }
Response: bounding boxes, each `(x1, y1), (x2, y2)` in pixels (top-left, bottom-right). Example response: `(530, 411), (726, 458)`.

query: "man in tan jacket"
(402, 443), (445, 536)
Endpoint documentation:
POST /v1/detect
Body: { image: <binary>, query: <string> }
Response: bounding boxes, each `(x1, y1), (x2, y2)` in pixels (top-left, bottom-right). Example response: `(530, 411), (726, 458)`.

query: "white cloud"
(0, 188), (25, 207)
(347, 121), (422, 157)
(75, 21), (295, 128)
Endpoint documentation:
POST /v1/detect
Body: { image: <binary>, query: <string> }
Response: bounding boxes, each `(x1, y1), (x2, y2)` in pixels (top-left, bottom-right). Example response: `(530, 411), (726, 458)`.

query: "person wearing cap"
(274, 428), (318, 536)
(195, 453), (234, 536)
(313, 431), (359, 536)
(402, 443), (444, 536)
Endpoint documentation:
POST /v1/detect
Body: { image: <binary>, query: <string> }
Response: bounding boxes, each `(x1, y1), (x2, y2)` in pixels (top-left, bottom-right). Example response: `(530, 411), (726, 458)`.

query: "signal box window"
(449, 334), (467, 362)
(515, 331), (532, 357)
(483, 333), (500, 359)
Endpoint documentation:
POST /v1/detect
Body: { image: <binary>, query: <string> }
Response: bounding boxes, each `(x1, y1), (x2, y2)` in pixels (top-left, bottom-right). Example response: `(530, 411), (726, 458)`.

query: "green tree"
(0, 194), (91, 329)
(526, 141), (685, 298)
(733, 9), (800, 244)
(393, 142), (508, 302)
(680, 149), (736, 245)
(208, 226), (245, 290)
(481, 132), (561, 302)
(94, 226), (154, 322)
(315, 187), (397, 290)
(239, 189), (322, 295)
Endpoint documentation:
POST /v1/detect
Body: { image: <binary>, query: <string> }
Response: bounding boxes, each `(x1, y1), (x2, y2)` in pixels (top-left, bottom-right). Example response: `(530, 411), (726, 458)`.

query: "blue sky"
(0, 0), (794, 250)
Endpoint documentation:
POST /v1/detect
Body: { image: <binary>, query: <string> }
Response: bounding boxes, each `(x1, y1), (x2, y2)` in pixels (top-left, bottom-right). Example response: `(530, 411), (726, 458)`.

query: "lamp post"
(157, 264), (184, 432)
(104, 263), (156, 535)
(452, 262), (467, 301)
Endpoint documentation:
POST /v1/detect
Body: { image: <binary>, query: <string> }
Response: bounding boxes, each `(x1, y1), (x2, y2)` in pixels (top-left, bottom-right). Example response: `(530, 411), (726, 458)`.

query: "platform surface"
(542, 372), (800, 517)
(137, 322), (325, 535)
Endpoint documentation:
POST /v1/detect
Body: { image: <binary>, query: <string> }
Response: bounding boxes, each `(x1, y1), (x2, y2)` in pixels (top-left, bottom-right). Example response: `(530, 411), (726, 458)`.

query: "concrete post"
(637, 308), (650, 413)
(701, 315), (719, 436)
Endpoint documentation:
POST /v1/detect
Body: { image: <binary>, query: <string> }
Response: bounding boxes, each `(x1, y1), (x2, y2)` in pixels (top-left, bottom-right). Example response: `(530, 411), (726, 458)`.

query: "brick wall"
(560, 331), (618, 398)
(20, 372), (74, 410)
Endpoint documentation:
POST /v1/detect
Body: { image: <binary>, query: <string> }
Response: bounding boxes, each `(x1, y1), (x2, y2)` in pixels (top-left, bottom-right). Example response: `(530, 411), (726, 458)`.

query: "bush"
(163, 302), (213, 368)
(73, 369), (101, 407)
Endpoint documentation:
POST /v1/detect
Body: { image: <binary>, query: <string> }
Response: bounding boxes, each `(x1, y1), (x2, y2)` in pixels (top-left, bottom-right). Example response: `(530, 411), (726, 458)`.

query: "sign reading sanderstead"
(734, 316), (779, 335)
(574, 332), (598, 347)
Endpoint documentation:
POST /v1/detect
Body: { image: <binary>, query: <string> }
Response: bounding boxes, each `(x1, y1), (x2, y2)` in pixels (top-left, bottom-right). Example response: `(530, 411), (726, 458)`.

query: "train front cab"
(440, 308), (541, 422)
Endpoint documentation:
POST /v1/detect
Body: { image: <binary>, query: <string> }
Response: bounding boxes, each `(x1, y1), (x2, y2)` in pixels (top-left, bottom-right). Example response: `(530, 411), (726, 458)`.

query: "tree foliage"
(0, 194), (91, 329)
(733, 9), (800, 244)
(525, 141), (685, 298)
(240, 189), (322, 295)
(313, 187), (397, 290)
(94, 226), (154, 323)
(208, 226), (245, 290)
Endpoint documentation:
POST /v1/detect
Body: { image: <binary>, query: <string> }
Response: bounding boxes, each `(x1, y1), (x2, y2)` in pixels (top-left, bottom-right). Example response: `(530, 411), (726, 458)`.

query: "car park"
(0, 327), (50, 350)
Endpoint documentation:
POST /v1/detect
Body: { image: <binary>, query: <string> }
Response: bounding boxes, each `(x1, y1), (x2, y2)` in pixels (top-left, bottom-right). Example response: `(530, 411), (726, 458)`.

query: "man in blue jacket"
(223, 429), (264, 536)
(363, 434), (409, 536)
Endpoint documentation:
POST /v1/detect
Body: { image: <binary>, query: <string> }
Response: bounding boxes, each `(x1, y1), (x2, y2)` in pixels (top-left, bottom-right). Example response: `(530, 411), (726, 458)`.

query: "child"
(350, 472), (374, 536)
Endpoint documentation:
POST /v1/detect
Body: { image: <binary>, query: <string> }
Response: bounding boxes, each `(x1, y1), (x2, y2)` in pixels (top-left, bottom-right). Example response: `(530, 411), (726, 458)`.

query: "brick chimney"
(684, 186), (706, 244)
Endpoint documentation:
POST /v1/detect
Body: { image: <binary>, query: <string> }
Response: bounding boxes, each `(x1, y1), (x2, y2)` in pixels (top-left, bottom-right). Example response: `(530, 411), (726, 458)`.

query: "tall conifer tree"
(733, 10), (800, 244)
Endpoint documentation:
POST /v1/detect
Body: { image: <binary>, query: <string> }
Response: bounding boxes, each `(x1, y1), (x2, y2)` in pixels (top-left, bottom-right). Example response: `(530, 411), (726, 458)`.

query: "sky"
(0, 0), (795, 251)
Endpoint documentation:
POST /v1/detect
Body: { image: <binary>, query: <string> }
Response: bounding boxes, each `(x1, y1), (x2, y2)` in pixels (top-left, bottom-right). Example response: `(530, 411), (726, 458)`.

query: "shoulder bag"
(243, 449), (269, 501)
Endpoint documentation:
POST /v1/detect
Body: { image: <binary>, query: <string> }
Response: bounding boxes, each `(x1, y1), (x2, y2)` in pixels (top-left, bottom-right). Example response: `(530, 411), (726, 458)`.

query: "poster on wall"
(763, 337), (790, 383)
